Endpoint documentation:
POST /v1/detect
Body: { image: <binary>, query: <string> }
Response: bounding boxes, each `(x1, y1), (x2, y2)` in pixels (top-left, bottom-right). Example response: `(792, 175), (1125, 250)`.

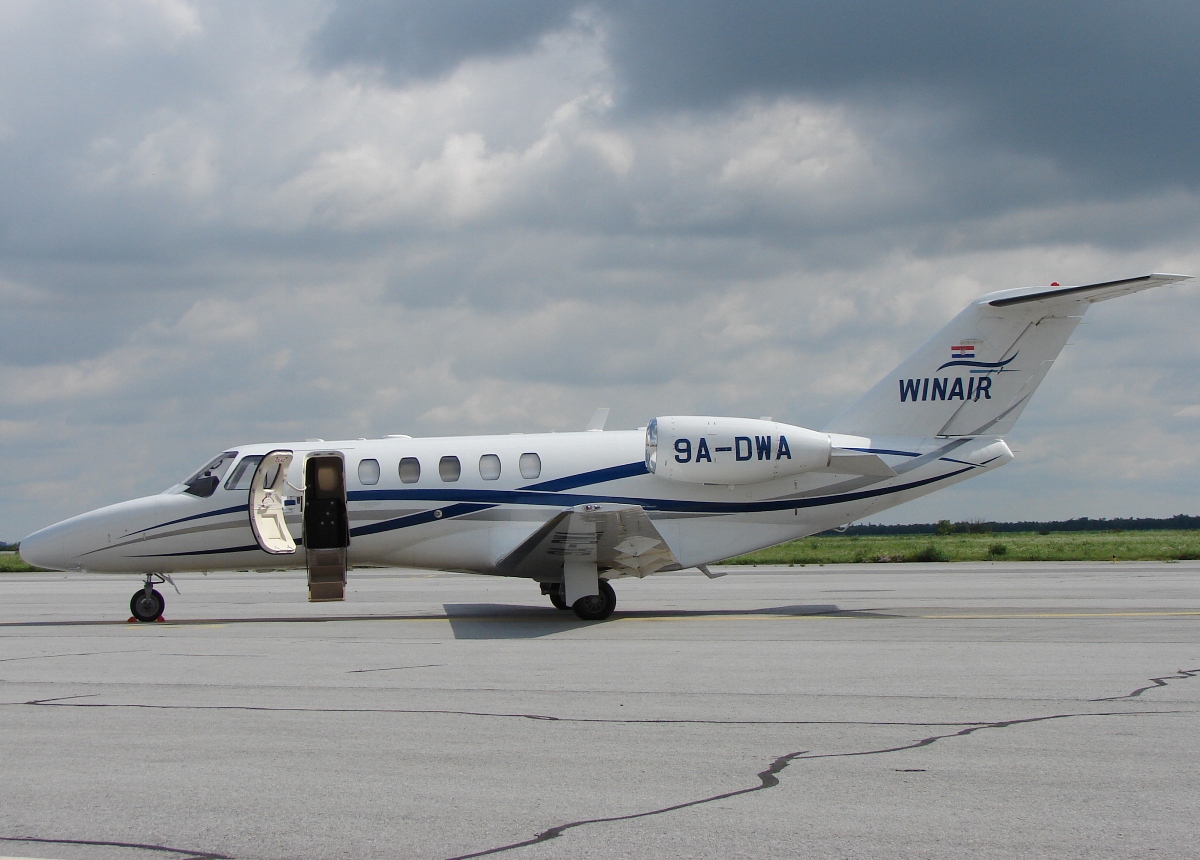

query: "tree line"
(827, 514), (1200, 536)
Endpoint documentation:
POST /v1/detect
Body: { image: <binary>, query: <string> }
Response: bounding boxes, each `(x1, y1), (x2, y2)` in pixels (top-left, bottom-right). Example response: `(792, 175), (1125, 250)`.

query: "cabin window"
(439, 455), (461, 482)
(399, 457), (421, 484)
(183, 451), (238, 498)
(358, 458), (380, 486)
(519, 452), (541, 479)
(224, 455), (264, 491)
(479, 454), (501, 480)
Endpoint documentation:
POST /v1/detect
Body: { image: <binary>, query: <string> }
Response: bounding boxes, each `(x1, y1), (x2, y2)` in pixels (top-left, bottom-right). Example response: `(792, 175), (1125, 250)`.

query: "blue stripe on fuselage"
(839, 447), (921, 458)
(524, 460), (649, 492)
(350, 502), (495, 538)
(131, 458), (973, 555)
(130, 502), (247, 537)
(132, 464), (649, 538)
(344, 465), (975, 537)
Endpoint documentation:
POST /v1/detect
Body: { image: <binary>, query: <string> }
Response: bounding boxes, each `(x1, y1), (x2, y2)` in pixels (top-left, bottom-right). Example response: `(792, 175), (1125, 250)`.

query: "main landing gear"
(130, 574), (175, 622)
(542, 579), (617, 621)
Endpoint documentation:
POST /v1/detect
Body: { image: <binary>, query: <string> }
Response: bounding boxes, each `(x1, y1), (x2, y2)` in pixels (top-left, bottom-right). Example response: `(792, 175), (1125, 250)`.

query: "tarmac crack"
(441, 708), (1171, 860)
(442, 749), (810, 860)
(347, 664), (446, 673)
(0, 649), (145, 663)
(15, 697), (984, 727)
(1091, 667), (1200, 701)
(0, 835), (230, 860)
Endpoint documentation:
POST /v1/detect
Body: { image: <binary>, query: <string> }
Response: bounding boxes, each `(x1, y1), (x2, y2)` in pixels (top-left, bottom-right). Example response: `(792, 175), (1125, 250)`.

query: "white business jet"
(20, 274), (1191, 621)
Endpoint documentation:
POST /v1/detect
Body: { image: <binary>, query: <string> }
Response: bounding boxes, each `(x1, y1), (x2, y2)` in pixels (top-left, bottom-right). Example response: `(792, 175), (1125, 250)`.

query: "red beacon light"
(1050, 282), (1060, 286)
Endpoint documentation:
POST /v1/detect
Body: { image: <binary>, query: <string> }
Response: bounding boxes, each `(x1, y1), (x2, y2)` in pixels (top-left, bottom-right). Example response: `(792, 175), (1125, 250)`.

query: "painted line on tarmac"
(918, 611), (1200, 619)
(615, 609), (1200, 621)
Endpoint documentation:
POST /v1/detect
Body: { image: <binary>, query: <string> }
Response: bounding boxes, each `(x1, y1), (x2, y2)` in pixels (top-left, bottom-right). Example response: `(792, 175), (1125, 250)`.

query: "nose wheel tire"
(130, 588), (165, 622)
(572, 579), (616, 621)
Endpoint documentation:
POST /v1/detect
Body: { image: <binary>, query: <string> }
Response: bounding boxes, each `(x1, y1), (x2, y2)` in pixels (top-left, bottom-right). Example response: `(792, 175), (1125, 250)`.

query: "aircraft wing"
(496, 503), (683, 580)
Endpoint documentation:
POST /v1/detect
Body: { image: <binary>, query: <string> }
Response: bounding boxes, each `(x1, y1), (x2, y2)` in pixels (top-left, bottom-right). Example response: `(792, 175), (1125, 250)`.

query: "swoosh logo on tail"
(935, 352), (1018, 372)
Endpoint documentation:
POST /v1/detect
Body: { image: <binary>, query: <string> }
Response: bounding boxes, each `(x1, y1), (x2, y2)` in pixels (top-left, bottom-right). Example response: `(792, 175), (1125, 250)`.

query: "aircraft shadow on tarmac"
(440, 602), (894, 639)
(0, 604), (898, 633)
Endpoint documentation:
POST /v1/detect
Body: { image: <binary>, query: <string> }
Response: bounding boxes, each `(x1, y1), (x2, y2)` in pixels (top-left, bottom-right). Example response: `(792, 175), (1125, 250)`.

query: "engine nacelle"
(645, 416), (832, 485)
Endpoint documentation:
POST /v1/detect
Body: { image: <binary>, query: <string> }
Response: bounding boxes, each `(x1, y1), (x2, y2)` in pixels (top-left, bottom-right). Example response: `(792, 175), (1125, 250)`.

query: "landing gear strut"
(572, 578), (616, 621)
(130, 574), (171, 622)
(541, 582), (570, 610)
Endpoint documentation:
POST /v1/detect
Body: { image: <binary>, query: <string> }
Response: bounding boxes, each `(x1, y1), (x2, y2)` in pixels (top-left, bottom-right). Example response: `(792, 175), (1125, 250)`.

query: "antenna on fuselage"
(585, 408), (610, 432)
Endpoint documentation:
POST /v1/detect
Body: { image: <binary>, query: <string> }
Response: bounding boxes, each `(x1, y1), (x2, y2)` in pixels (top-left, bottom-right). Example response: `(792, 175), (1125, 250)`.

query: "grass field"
(722, 529), (1200, 565)
(0, 552), (41, 572)
(4, 530), (1200, 573)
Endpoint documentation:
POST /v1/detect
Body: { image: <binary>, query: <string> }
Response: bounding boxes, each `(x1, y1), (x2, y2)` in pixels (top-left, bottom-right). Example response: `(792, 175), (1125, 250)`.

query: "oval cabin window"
(519, 452), (541, 480)
(439, 456), (461, 482)
(398, 457), (421, 484)
(358, 458), (380, 486)
(479, 454), (501, 480)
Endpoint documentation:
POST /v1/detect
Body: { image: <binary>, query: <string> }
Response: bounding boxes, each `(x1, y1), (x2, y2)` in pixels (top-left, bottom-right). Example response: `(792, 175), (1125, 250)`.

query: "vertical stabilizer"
(824, 274), (1191, 438)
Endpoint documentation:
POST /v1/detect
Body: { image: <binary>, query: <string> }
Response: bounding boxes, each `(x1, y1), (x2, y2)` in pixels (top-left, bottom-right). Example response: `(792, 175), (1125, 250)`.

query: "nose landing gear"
(129, 574), (175, 622)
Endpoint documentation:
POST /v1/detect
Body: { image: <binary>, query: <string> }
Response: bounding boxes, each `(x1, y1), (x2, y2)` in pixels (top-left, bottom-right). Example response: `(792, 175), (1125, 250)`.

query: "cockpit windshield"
(178, 452), (238, 498)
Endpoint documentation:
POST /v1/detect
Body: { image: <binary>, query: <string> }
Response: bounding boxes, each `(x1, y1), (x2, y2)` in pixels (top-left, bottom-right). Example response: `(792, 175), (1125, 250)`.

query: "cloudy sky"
(3, 1), (1199, 540)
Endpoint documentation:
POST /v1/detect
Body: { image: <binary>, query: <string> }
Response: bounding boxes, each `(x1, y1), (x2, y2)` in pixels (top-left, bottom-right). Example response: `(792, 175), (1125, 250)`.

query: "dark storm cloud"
(609, 0), (1200, 193)
(314, 0), (580, 82)
(313, 0), (1200, 191)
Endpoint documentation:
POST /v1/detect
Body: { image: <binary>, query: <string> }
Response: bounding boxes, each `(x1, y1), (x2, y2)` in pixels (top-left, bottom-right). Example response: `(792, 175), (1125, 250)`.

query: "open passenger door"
(303, 453), (350, 601)
(249, 450), (296, 554)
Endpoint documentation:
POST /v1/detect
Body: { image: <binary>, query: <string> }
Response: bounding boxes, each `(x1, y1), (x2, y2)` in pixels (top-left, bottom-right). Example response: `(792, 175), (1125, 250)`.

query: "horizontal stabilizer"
(984, 273), (1190, 307)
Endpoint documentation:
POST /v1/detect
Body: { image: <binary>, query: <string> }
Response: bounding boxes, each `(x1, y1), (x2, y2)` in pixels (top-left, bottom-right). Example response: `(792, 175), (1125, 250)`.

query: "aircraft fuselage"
(19, 429), (1010, 578)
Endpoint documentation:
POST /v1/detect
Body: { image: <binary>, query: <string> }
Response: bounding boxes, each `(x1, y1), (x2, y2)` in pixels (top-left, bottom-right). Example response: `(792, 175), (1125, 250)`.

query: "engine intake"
(645, 416), (831, 485)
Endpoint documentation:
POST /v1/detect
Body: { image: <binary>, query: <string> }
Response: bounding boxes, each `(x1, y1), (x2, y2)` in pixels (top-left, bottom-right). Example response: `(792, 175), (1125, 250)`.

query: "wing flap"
(496, 504), (682, 580)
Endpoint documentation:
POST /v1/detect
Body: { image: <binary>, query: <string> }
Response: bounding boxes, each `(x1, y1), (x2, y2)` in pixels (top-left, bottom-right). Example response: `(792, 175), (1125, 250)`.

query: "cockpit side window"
(183, 452), (238, 498)
(224, 455), (265, 491)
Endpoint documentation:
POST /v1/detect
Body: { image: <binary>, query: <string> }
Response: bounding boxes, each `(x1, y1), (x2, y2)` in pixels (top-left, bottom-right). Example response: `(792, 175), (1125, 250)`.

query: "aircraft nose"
(20, 495), (166, 572)
(19, 522), (80, 571)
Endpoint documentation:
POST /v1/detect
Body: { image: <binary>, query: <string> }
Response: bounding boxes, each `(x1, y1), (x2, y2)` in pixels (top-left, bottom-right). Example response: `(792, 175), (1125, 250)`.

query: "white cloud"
(1, 3), (1199, 539)
(100, 0), (204, 46)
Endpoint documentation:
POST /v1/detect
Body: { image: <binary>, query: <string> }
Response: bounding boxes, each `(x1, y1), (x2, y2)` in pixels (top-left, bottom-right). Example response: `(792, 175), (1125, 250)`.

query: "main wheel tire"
(572, 579), (616, 621)
(547, 584), (569, 610)
(130, 588), (164, 622)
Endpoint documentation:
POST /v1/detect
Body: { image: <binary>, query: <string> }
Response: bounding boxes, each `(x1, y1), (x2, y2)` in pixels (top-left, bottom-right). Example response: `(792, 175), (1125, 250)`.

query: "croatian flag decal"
(951, 344), (975, 359)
